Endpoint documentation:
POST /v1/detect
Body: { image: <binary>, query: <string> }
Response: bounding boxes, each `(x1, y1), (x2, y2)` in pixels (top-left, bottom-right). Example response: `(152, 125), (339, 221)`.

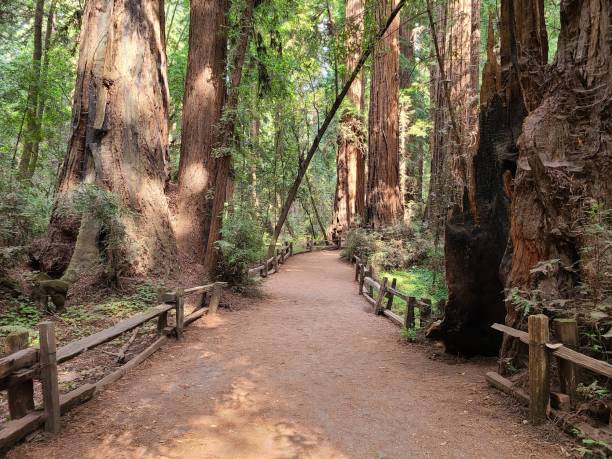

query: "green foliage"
(0, 300), (42, 330)
(216, 207), (266, 286)
(342, 227), (380, 261)
(0, 182), (51, 246)
(577, 381), (610, 401)
(383, 267), (448, 305)
(401, 326), (417, 342)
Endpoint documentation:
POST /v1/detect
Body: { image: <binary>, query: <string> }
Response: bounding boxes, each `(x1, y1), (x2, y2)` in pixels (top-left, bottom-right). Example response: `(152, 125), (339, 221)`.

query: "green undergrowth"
(381, 267), (448, 315)
(0, 283), (158, 344)
(62, 283), (157, 328)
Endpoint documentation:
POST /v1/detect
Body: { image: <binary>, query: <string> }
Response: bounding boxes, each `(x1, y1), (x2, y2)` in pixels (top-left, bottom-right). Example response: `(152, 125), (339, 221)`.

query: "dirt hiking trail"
(9, 251), (568, 459)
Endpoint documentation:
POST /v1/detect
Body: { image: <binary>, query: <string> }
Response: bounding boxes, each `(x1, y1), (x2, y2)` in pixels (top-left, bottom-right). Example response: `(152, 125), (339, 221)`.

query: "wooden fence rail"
(0, 281), (227, 452)
(487, 316), (612, 456)
(247, 238), (342, 280)
(351, 255), (434, 332)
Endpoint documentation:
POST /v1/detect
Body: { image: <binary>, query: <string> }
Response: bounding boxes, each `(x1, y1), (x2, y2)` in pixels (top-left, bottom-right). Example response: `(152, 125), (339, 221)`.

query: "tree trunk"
(429, 0), (549, 356)
(331, 0), (365, 237)
(27, 0), (57, 178)
(33, 0), (176, 282)
(365, 0), (403, 228)
(503, 0), (610, 358)
(176, 0), (228, 262)
(203, 0), (256, 275)
(18, 0), (44, 179)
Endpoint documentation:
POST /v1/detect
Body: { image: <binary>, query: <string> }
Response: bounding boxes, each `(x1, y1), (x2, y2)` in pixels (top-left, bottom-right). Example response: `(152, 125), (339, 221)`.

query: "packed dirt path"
(10, 251), (568, 459)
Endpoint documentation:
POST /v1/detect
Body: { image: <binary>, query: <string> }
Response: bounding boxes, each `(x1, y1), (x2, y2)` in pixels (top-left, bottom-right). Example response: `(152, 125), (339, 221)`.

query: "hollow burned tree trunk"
(33, 0), (176, 282)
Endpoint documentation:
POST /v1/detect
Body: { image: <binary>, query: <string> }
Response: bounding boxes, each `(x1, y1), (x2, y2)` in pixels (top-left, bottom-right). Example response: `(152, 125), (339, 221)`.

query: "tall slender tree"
(176, 0), (228, 263)
(366, 0), (403, 228)
(203, 0), (258, 274)
(18, 0), (44, 179)
(331, 0), (366, 236)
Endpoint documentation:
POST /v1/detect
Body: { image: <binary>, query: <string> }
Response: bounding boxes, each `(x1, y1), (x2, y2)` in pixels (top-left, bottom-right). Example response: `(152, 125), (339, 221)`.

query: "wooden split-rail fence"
(247, 239), (341, 279)
(352, 255), (611, 450)
(352, 255), (435, 330)
(487, 315), (611, 451)
(0, 281), (227, 452)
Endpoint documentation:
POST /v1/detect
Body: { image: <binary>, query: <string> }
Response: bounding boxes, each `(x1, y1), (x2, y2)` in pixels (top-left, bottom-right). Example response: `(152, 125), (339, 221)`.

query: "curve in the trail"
(10, 251), (566, 459)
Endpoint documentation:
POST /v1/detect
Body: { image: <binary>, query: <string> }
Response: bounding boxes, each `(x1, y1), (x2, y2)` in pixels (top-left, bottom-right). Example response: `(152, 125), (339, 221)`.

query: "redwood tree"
(176, 0), (228, 262)
(504, 0), (610, 356)
(331, 0), (366, 236)
(366, 0), (403, 228)
(33, 0), (176, 281)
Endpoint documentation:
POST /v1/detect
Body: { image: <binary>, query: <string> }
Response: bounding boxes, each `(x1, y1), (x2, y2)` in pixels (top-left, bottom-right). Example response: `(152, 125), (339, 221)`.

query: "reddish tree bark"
(331, 0), (365, 236)
(34, 0), (176, 282)
(176, 0), (228, 262)
(366, 0), (403, 228)
(203, 0), (257, 274)
(504, 0), (610, 355)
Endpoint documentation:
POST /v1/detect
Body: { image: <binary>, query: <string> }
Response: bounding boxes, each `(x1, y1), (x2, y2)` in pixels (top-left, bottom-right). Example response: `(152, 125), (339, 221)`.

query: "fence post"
(529, 314), (550, 424)
(175, 288), (185, 339)
(354, 262), (360, 282)
(209, 282), (222, 315)
(358, 264), (365, 295)
(404, 297), (416, 329)
(374, 277), (388, 315)
(554, 318), (578, 408)
(274, 251), (280, 272)
(289, 241), (293, 256)
(7, 331), (34, 419)
(39, 321), (60, 433)
(307, 240), (312, 252)
(367, 268), (374, 297)
(386, 278), (397, 310)
(420, 298), (432, 322)
(262, 258), (268, 277)
(157, 288), (171, 335)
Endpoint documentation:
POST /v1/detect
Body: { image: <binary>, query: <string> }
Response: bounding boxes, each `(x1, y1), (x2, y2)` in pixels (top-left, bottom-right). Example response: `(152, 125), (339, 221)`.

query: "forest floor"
(8, 251), (574, 459)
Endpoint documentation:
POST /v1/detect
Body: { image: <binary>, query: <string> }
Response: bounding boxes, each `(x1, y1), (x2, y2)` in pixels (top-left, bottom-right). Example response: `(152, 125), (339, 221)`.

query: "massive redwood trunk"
(34, 0), (176, 283)
(176, 0), (228, 262)
(331, 0), (365, 236)
(365, 0), (402, 228)
(503, 0), (610, 358)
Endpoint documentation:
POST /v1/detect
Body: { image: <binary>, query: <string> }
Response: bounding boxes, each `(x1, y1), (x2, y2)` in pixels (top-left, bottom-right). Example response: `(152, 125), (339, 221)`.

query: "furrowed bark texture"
(431, 0), (549, 356)
(177, 0), (228, 262)
(331, 0), (365, 236)
(204, 0), (256, 275)
(399, 23), (423, 222)
(34, 0), (176, 279)
(503, 0), (611, 356)
(366, 0), (403, 228)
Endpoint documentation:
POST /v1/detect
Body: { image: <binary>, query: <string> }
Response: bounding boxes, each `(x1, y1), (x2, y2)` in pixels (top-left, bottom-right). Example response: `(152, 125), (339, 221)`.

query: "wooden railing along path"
(0, 281), (226, 452)
(488, 316), (611, 451)
(352, 256), (611, 451)
(351, 255), (435, 331)
(247, 239), (341, 279)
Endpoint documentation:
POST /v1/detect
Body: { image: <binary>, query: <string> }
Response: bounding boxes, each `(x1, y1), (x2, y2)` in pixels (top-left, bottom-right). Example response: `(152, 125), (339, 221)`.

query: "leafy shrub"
(216, 208), (265, 286)
(0, 184), (51, 246)
(341, 227), (380, 261)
